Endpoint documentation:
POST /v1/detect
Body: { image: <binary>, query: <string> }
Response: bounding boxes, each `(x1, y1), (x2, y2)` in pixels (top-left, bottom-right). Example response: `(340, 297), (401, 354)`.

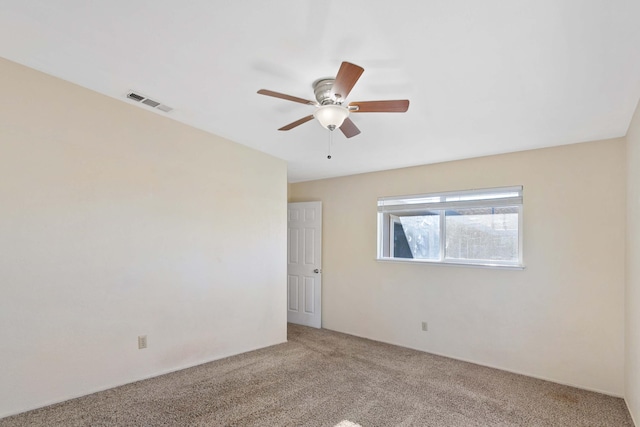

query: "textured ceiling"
(1, 1), (639, 182)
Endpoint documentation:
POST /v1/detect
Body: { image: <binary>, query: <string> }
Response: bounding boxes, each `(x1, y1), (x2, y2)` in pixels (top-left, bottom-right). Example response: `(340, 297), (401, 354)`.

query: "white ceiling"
(1, 1), (639, 182)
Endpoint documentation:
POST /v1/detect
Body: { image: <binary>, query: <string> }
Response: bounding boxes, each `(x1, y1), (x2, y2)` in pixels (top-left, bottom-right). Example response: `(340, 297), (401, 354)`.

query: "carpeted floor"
(0, 324), (634, 426)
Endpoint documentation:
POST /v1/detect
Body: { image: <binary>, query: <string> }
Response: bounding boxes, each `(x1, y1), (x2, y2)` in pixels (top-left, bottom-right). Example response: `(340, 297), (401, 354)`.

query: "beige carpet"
(0, 324), (634, 426)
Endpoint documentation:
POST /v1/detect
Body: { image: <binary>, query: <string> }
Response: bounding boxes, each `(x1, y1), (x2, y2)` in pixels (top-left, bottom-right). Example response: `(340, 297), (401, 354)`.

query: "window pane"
(393, 221), (413, 258)
(445, 207), (518, 262)
(394, 215), (440, 260)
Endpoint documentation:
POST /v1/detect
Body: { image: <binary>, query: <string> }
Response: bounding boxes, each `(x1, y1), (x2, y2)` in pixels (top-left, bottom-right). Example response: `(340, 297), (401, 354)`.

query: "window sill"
(376, 257), (526, 270)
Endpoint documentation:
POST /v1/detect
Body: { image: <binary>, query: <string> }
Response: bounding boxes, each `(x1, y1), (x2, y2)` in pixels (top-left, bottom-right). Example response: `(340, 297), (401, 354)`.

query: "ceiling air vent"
(126, 91), (173, 113)
(127, 92), (145, 102)
(156, 104), (173, 113)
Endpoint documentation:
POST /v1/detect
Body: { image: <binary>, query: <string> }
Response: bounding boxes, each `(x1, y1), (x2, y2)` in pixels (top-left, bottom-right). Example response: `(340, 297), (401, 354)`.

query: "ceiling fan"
(257, 61), (410, 138)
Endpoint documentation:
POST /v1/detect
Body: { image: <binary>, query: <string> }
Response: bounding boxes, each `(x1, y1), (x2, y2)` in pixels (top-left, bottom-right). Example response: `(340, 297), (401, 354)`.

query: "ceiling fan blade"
(332, 62), (364, 101)
(278, 115), (315, 131)
(350, 100), (410, 113)
(257, 89), (316, 105)
(339, 117), (361, 138)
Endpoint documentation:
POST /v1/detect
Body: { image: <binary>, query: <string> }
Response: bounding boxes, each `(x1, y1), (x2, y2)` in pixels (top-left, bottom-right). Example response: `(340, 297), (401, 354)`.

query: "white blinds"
(377, 186), (523, 213)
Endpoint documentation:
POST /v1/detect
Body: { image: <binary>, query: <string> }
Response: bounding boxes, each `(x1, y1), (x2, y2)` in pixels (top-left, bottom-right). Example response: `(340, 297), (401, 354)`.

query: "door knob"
(313, 269), (321, 273)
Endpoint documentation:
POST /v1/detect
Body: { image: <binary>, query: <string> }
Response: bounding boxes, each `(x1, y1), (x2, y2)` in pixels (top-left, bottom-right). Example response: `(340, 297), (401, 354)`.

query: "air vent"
(127, 92), (144, 102)
(142, 98), (160, 108)
(126, 91), (173, 113)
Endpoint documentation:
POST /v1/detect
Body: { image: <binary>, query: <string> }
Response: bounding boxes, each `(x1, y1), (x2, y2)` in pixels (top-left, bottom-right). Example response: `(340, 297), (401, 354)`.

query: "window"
(377, 186), (523, 268)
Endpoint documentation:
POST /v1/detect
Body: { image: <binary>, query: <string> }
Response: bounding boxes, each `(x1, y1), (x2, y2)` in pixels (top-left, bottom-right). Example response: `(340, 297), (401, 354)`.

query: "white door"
(287, 202), (322, 328)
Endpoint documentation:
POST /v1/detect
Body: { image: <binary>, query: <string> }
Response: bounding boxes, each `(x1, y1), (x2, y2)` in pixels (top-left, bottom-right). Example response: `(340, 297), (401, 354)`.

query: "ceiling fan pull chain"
(327, 130), (332, 160)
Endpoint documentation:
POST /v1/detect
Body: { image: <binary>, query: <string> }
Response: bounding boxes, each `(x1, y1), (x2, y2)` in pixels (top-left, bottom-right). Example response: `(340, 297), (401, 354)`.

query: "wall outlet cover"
(138, 335), (147, 349)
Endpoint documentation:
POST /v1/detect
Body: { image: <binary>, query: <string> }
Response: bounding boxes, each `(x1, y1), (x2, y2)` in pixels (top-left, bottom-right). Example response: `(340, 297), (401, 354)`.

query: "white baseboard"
(626, 399), (638, 427)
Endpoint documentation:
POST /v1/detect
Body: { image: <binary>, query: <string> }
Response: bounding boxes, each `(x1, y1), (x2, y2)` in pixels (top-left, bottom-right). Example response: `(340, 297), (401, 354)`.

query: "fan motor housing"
(313, 78), (339, 105)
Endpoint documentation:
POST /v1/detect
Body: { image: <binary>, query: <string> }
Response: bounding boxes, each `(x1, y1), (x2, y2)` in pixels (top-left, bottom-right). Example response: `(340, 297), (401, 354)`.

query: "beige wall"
(290, 139), (626, 396)
(626, 99), (640, 424)
(0, 58), (287, 417)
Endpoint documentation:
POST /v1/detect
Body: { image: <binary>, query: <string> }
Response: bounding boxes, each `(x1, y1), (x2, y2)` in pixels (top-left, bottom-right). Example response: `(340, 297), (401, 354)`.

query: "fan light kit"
(314, 105), (349, 130)
(258, 61), (410, 139)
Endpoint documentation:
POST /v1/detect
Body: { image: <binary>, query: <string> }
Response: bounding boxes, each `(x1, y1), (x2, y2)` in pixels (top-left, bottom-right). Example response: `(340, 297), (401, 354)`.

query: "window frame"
(377, 186), (524, 269)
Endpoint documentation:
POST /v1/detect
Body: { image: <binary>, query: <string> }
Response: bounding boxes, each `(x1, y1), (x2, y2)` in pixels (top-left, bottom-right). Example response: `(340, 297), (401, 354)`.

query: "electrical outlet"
(138, 335), (147, 349)
(421, 322), (428, 332)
